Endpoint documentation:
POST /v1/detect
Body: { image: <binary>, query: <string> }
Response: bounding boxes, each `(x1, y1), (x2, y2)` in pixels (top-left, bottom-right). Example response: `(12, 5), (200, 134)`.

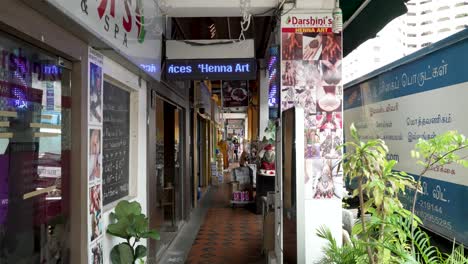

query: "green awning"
(342, 0), (408, 56)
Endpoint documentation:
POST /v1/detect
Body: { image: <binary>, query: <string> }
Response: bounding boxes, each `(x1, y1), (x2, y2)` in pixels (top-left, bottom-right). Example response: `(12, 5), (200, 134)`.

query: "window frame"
(101, 66), (141, 211)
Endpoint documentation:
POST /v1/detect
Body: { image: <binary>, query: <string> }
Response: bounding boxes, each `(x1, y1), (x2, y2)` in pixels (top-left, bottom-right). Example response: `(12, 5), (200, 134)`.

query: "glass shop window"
(0, 31), (71, 263)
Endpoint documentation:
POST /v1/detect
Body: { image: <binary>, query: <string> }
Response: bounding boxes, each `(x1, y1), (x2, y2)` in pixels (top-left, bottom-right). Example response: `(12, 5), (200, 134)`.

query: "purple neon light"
(267, 54), (278, 107)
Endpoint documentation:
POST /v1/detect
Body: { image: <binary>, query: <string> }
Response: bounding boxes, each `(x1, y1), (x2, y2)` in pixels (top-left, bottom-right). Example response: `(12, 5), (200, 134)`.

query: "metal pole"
(220, 80), (226, 139)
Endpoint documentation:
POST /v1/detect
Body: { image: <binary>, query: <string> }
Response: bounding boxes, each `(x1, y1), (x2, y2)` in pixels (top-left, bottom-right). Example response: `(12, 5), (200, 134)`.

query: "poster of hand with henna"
(282, 33), (303, 60)
(303, 33), (322, 61)
(321, 33), (342, 65)
(281, 13), (343, 200)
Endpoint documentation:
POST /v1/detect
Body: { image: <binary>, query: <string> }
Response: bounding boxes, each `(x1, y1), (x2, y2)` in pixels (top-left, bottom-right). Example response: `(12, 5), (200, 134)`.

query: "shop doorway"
(151, 96), (184, 256)
(196, 115), (210, 195)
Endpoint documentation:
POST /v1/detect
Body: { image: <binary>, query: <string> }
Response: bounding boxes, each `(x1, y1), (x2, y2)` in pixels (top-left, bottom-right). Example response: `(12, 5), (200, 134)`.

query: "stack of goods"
(233, 167), (252, 190)
(228, 181), (239, 201)
(232, 191), (252, 201)
(230, 167), (254, 203)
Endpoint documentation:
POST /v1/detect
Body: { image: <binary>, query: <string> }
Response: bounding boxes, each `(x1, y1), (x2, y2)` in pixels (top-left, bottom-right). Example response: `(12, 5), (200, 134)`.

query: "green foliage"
(413, 131), (468, 170)
(110, 244), (134, 264)
(318, 124), (468, 264)
(444, 245), (467, 264)
(107, 200), (160, 264)
(264, 119), (277, 141)
(340, 124), (417, 263)
(317, 226), (367, 264)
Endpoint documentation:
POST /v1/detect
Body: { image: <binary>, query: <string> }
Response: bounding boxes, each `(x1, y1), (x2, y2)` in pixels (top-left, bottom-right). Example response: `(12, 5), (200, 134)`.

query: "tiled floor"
(185, 168), (264, 264)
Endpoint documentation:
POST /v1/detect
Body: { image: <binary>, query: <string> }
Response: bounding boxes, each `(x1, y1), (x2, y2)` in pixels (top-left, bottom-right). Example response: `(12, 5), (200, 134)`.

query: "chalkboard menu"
(102, 81), (130, 205)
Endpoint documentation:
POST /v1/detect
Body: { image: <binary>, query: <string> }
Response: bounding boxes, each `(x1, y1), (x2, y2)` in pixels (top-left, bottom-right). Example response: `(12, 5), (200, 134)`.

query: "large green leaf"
(142, 230), (160, 241)
(107, 217), (131, 239)
(110, 243), (134, 264)
(115, 200), (142, 219)
(134, 245), (147, 259)
(133, 214), (149, 234)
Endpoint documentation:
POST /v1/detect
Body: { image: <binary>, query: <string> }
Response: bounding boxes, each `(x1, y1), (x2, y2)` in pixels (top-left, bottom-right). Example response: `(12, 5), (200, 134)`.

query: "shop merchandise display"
(258, 144), (276, 176)
(230, 167), (254, 206)
(232, 190), (252, 201)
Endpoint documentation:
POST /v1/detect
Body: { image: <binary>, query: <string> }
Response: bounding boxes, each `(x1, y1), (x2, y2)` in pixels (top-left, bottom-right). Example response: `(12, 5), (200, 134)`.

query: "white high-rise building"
(344, 0), (468, 84)
(343, 17), (405, 83)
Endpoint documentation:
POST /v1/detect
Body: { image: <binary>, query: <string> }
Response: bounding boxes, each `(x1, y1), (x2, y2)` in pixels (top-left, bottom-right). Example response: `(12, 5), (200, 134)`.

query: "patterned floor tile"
(186, 166), (264, 264)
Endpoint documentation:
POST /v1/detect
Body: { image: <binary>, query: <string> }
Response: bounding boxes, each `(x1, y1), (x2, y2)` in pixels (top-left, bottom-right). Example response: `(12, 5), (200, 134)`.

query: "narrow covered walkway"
(186, 172), (264, 264)
(160, 166), (265, 264)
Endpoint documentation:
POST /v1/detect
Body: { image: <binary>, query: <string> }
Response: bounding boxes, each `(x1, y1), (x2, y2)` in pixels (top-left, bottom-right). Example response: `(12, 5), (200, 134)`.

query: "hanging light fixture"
(209, 23), (217, 38)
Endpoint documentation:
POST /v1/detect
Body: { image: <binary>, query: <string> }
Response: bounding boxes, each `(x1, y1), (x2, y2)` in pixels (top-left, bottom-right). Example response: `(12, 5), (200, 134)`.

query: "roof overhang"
(342, 0), (408, 56)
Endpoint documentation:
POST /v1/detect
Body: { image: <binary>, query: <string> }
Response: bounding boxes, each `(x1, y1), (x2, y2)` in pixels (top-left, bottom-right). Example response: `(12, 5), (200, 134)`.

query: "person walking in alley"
(233, 139), (240, 161)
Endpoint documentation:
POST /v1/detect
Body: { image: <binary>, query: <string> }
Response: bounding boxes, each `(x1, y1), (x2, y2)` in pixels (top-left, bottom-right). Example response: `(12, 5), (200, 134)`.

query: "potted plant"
(107, 200), (160, 264)
(317, 124), (468, 263)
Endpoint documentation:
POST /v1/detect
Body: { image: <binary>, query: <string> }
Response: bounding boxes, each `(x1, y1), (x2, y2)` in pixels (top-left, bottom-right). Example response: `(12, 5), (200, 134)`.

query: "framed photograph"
(305, 158), (343, 199)
(282, 61), (304, 86)
(316, 112), (342, 131)
(320, 33), (342, 64)
(282, 32), (303, 60)
(90, 240), (104, 264)
(303, 61), (322, 86)
(321, 60), (342, 85)
(303, 33), (323, 61)
(281, 86), (295, 111)
(89, 62), (103, 125)
(317, 86), (342, 113)
(89, 128), (102, 183)
(89, 184), (103, 242)
(319, 128), (343, 159)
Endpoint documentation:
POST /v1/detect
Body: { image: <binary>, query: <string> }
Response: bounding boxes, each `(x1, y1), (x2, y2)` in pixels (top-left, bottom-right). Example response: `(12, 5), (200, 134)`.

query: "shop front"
(0, 29), (73, 263)
(0, 1), (90, 262)
(146, 81), (191, 259)
(191, 81), (214, 202)
(1, 0), (163, 263)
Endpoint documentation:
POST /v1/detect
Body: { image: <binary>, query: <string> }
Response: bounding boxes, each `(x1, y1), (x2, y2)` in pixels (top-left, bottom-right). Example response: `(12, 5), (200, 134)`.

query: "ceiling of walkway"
(169, 0), (409, 58)
(342, 0), (409, 56)
(172, 16), (274, 59)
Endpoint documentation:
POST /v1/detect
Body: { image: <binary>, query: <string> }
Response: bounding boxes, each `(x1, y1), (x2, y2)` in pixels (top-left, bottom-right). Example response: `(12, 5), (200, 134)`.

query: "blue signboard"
(165, 58), (256, 80)
(344, 29), (468, 245)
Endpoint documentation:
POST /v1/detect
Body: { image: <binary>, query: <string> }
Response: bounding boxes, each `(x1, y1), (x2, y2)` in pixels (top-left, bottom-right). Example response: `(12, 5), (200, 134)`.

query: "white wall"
(101, 56), (148, 263)
(166, 39), (255, 59)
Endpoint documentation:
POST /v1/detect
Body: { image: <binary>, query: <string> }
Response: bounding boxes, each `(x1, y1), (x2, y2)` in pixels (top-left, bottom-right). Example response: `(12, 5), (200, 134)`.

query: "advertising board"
(344, 34), (468, 245)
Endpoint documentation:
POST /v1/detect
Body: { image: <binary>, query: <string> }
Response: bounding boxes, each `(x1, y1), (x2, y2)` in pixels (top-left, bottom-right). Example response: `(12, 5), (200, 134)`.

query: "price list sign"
(102, 81), (130, 205)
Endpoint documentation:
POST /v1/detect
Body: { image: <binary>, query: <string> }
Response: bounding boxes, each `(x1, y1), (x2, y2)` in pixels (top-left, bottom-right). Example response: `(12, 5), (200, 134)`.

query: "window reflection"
(0, 32), (71, 263)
